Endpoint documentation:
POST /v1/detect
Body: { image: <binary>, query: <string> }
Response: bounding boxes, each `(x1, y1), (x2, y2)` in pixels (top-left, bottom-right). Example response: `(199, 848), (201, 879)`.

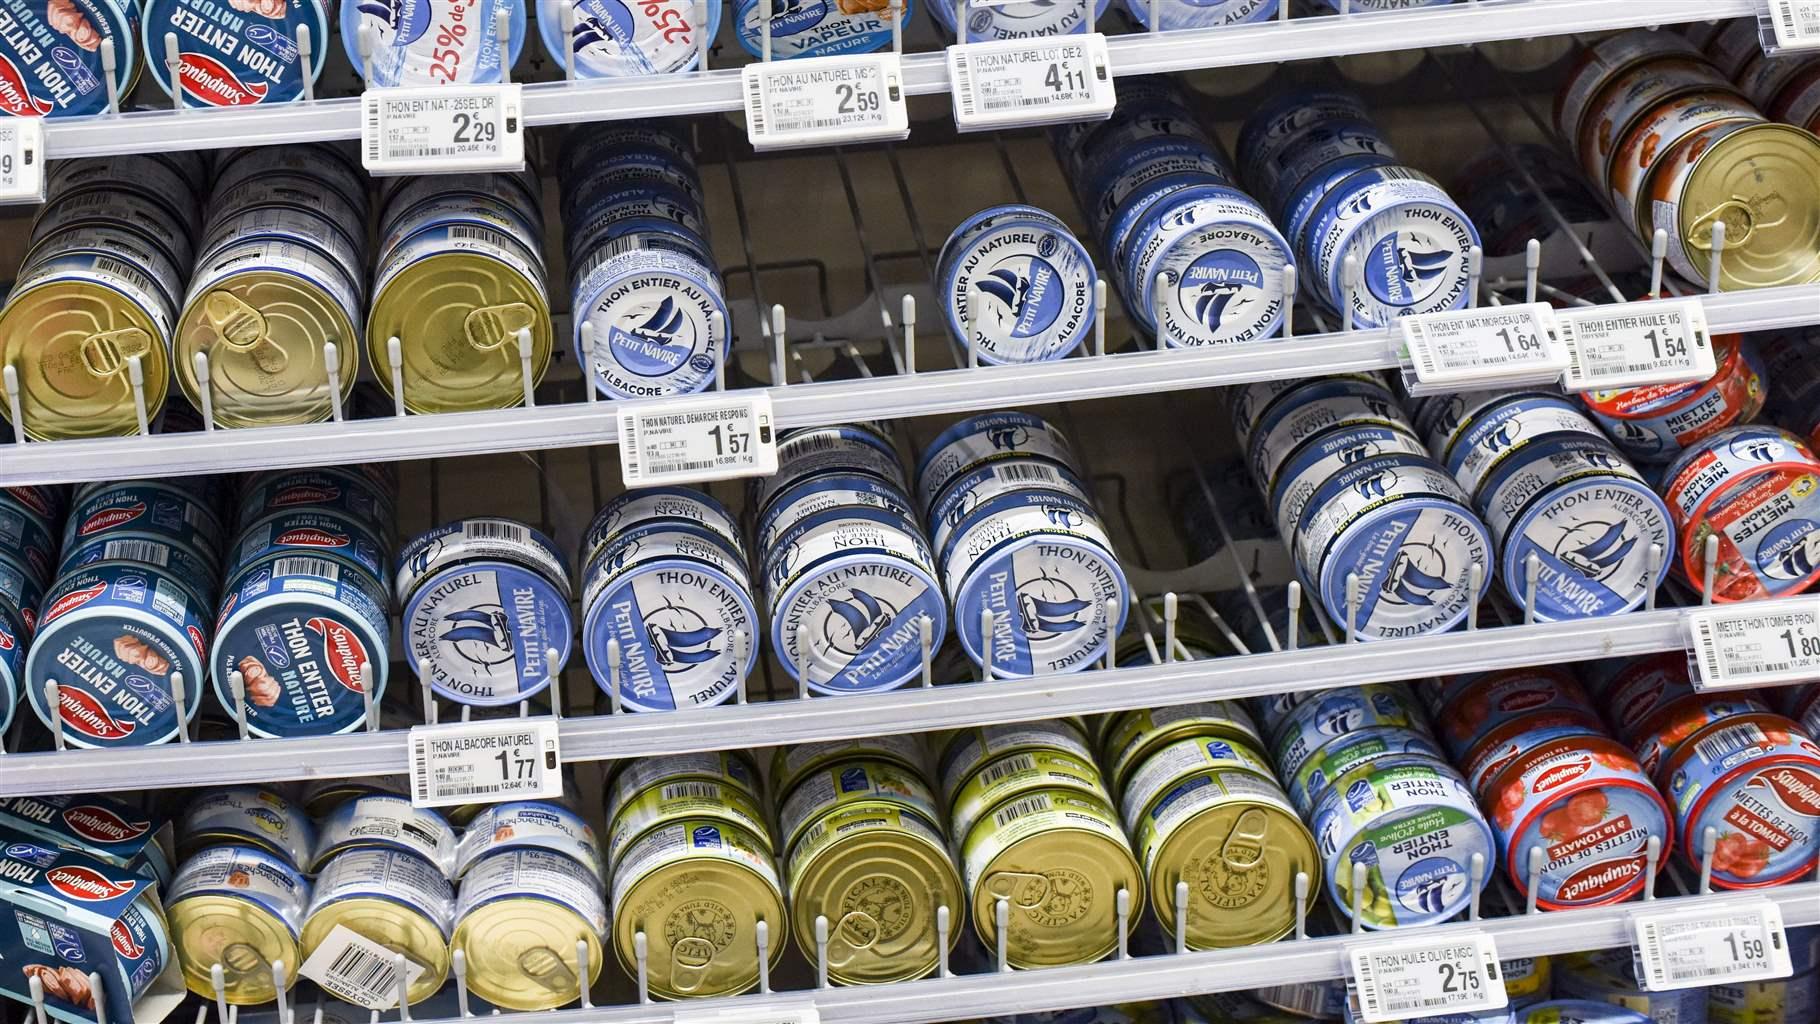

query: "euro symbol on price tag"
(1559, 299), (1715, 392)
(409, 718), (561, 808)
(1400, 302), (1567, 393)
(743, 53), (910, 151)
(1347, 933), (1508, 1023)
(1633, 899), (1793, 991)
(618, 393), (779, 486)
(948, 33), (1116, 131)
(1687, 598), (1820, 690)
(362, 84), (525, 175)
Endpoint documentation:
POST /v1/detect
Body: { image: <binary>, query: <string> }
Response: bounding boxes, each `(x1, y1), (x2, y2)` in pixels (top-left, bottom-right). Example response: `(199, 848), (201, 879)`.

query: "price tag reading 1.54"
(1401, 302), (1565, 390)
(1687, 599), (1820, 689)
(1633, 900), (1792, 991)
(409, 718), (561, 809)
(1347, 933), (1508, 1023)
(743, 53), (909, 151)
(0, 119), (45, 204)
(619, 393), (779, 486)
(362, 84), (525, 175)
(1559, 299), (1715, 392)
(948, 33), (1115, 131)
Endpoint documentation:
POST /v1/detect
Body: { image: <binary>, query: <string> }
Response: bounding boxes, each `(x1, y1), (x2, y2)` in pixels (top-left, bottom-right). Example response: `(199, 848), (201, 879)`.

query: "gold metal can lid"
(1102, 702), (1264, 793)
(1133, 767), (1317, 950)
(960, 788), (1141, 969)
(1666, 123), (1820, 290)
(785, 801), (961, 986)
(0, 281), (170, 439)
(453, 895), (604, 1011)
(177, 269), (361, 428)
(167, 894), (301, 1005)
(948, 748), (1106, 844)
(610, 818), (786, 1000)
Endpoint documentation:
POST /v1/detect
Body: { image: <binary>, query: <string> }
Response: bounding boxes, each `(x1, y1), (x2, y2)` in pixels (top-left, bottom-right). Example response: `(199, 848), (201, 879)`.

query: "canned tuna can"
(926, 0), (1103, 41)
(31, 190), (196, 271)
(1554, 949), (1708, 1024)
(1624, 686), (1770, 781)
(762, 474), (921, 553)
(1302, 165), (1479, 328)
(1235, 87), (1369, 168)
(1739, 50), (1810, 108)
(236, 468), (394, 536)
(1117, 734), (1274, 825)
(1460, 709), (1612, 796)
(1789, 683), (1820, 738)
(570, 244), (727, 400)
(1086, 139), (1234, 232)
(1310, 754), (1494, 929)
(734, 0), (911, 58)
(298, 777), (408, 818)
(57, 534), (218, 608)
(585, 487), (741, 565)
(1646, 120), (1820, 290)
(229, 510), (388, 583)
(608, 775), (770, 868)
(1708, 973), (1819, 1024)
(1287, 725), (1446, 818)
(939, 209), (1096, 365)
(301, 849), (454, 1004)
(959, 788), (1140, 968)
(606, 750), (762, 818)
(455, 849), (606, 1010)
(343, 0), (524, 84)
(1517, 1003), (1650, 1024)
(757, 424), (907, 509)
(609, 820), (783, 999)
(66, 481), (221, 570)
(1661, 425), (1820, 601)
(1773, 65), (1820, 132)
(1245, 376), (1406, 493)
(179, 787), (315, 867)
(1662, 713), (1820, 886)
(1269, 423), (1429, 542)
(0, 599), (27, 732)
(1504, 955), (1553, 1008)
(311, 796), (454, 872)
(1431, 393), (1610, 502)
(1121, 186), (1292, 347)
(144, 0), (327, 104)
(1607, 91), (1762, 234)
(778, 759), (942, 854)
(1118, 0), (1271, 29)
(0, 499), (57, 587)
(1272, 684), (1425, 779)
(0, 0), (140, 116)
(457, 801), (603, 879)
(3, 484), (68, 529)
(939, 720), (1091, 798)
(1248, 980), (1347, 1020)
(212, 144), (369, 215)
(0, 547), (46, 617)
(211, 554), (390, 738)
(1433, 666), (1590, 753)
(1761, 330), (1820, 448)
(949, 745), (1105, 845)
(916, 412), (1077, 511)
(786, 801), (960, 985)
(1583, 336), (1766, 463)
(540, 0), (719, 75)
(1101, 702), (1262, 792)
(25, 562), (208, 748)
(165, 844), (309, 1004)
(772, 736), (927, 797)
(1573, 55), (1738, 190)
(1554, 29), (1703, 144)
(1483, 734), (1669, 908)
(566, 185), (707, 262)
(49, 156), (202, 231)
(1256, 119), (1397, 221)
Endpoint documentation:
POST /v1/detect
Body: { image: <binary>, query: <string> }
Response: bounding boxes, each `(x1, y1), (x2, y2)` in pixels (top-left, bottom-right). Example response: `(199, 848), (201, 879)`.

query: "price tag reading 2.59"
(948, 33), (1115, 131)
(362, 84), (525, 175)
(743, 53), (909, 151)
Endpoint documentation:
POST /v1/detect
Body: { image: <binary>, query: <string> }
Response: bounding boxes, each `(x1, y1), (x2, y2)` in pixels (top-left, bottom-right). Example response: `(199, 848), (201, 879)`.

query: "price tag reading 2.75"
(361, 84), (525, 175)
(1347, 933), (1508, 1023)
(948, 33), (1115, 131)
(743, 53), (909, 151)
(1558, 299), (1715, 392)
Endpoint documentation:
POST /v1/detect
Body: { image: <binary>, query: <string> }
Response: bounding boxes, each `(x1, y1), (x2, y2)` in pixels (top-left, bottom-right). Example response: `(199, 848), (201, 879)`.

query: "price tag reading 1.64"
(1400, 302), (1565, 390)
(1559, 299), (1715, 392)
(948, 33), (1115, 131)
(362, 83), (525, 175)
(409, 719), (561, 809)
(619, 393), (779, 486)
(0, 119), (44, 204)
(1347, 933), (1508, 1023)
(1687, 599), (1820, 689)
(1633, 900), (1792, 991)
(743, 53), (909, 151)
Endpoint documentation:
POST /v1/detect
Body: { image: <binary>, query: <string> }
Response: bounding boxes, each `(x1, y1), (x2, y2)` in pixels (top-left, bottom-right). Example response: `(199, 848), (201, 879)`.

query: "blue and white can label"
(343, 0), (525, 85)
(1132, 191), (1292, 347)
(456, 848), (607, 939)
(584, 487), (742, 565)
(1271, 683), (1425, 781)
(756, 425), (907, 512)
(1270, 422), (1428, 542)
(539, 0), (720, 76)
(58, 534), (219, 607)
(231, 510), (389, 583)
(1255, 119), (1395, 217)
(168, 844), (309, 935)
(195, 207), (368, 295)
(180, 787), (317, 868)
(65, 482), (221, 571)
(1305, 167), (1478, 329)
(572, 246), (726, 401)
(144, 0), (328, 105)
(733, 0), (912, 59)
(402, 557), (572, 706)
(940, 212), (1096, 366)
(0, 500), (57, 586)
(1441, 394), (1609, 502)
(928, 459), (1092, 555)
(928, 0), (1105, 41)
(454, 801), (603, 879)
(33, 190), (198, 271)
(0, 600), (28, 734)
(1091, 139), (1235, 230)
(1120, 0), (1273, 31)
(1236, 88), (1370, 171)
(1246, 376), (1404, 489)
(306, 847), (456, 937)
(581, 552), (757, 712)
(759, 474), (919, 553)
(0, 0), (140, 117)
(312, 796), (456, 874)
(916, 411), (1077, 511)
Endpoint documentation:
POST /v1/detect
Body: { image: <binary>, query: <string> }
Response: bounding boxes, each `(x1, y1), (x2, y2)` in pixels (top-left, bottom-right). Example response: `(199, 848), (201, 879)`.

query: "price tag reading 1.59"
(1401, 302), (1566, 390)
(1347, 933), (1508, 1023)
(0, 119), (45, 204)
(619, 393), (779, 486)
(743, 53), (909, 151)
(409, 719), (561, 809)
(948, 33), (1115, 131)
(1559, 299), (1715, 392)
(362, 84), (525, 175)
(1687, 599), (1820, 689)
(1633, 900), (1792, 991)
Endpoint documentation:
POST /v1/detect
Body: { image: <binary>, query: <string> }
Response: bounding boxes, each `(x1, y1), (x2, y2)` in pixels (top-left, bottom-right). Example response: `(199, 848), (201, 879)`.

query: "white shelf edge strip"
(39, 0), (1759, 158)
(0, 594), (1712, 796)
(3, 284), (1812, 487)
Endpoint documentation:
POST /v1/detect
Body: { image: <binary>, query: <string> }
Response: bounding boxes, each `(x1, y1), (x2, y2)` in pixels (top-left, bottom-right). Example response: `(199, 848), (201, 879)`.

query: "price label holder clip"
(362, 83), (526, 175)
(676, 997), (820, 1024)
(1686, 597), (1820, 690)
(1559, 298), (1716, 393)
(1763, 0), (1820, 52)
(1398, 301), (1566, 397)
(618, 392), (779, 487)
(1632, 898), (1793, 992)
(743, 52), (910, 151)
(0, 118), (45, 205)
(1345, 932), (1508, 1024)
(409, 717), (561, 809)
(948, 33), (1115, 132)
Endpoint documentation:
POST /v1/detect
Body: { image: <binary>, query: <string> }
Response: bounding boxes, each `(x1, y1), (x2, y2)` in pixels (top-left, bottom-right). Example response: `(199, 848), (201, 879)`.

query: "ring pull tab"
(517, 946), (578, 996)
(219, 943), (269, 979)
(1221, 807), (1269, 872)
(983, 870), (1051, 909)
(1690, 196), (1777, 253)
(667, 936), (718, 994)
(464, 303), (536, 352)
(203, 291), (270, 352)
(79, 328), (152, 379)
(827, 910), (879, 968)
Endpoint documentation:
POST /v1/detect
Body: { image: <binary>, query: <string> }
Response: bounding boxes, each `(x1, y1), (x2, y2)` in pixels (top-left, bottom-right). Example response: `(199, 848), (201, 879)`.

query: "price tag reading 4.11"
(948, 33), (1115, 131)
(1559, 299), (1716, 392)
(1770, 0), (1820, 50)
(0, 119), (44, 204)
(1348, 933), (1508, 1023)
(1401, 302), (1566, 390)
(743, 53), (909, 151)
(1633, 900), (1792, 991)
(362, 84), (525, 175)
(1687, 599), (1820, 690)
(619, 393), (778, 486)
(409, 718), (561, 809)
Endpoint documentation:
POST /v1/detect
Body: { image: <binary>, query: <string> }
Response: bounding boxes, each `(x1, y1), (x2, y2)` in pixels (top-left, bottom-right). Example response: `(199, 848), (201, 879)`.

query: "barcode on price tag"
(1771, 0), (1820, 49)
(743, 53), (909, 150)
(0, 119), (44, 204)
(618, 393), (778, 486)
(299, 924), (427, 1009)
(1686, 599), (1820, 689)
(1633, 900), (1792, 991)
(409, 718), (561, 808)
(1347, 933), (1508, 1023)
(1559, 299), (1716, 392)
(1401, 302), (1565, 390)
(362, 84), (525, 175)
(949, 34), (1115, 131)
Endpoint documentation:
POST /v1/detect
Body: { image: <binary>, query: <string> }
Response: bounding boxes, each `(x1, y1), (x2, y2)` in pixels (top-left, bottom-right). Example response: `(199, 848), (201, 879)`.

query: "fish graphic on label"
(1016, 572), (1091, 638)
(644, 601), (721, 670)
(1381, 542), (1451, 608)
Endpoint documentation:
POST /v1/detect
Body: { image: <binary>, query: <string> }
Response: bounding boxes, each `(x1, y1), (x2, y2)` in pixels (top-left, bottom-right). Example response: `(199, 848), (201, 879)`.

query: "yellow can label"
(772, 736), (929, 795)
(949, 748), (1106, 843)
(609, 819), (779, 918)
(605, 752), (759, 823)
(939, 721), (1093, 804)
(778, 760), (942, 856)
(607, 778), (770, 867)
(1103, 701), (1263, 788)
(1118, 735), (1275, 833)
(959, 789), (1126, 900)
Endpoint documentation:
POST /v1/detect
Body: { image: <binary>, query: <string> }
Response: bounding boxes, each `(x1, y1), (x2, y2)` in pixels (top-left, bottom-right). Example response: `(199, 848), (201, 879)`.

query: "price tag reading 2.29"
(1559, 299), (1715, 392)
(0, 119), (44, 205)
(362, 84), (525, 175)
(409, 719), (561, 809)
(948, 33), (1115, 131)
(1347, 934), (1508, 1023)
(743, 53), (910, 151)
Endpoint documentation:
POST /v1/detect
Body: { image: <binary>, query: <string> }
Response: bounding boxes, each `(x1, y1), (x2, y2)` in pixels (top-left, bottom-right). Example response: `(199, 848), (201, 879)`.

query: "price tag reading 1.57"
(743, 53), (909, 151)
(409, 718), (561, 809)
(619, 393), (779, 486)
(1347, 933), (1508, 1023)
(948, 33), (1115, 131)
(0, 119), (45, 204)
(1687, 599), (1820, 690)
(1559, 299), (1715, 392)
(1633, 900), (1792, 991)
(362, 84), (525, 175)
(1401, 302), (1566, 390)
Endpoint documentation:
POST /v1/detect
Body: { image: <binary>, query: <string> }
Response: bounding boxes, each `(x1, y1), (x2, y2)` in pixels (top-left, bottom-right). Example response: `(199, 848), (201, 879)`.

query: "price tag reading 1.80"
(743, 53), (910, 151)
(361, 84), (525, 175)
(1347, 933), (1508, 1023)
(1633, 900), (1793, 991)
(1687, 599), (1820, 689)
(1559, 299), (1715, 392)
(948, 33), (1116, 131)
(1400, 302), (1566, 390)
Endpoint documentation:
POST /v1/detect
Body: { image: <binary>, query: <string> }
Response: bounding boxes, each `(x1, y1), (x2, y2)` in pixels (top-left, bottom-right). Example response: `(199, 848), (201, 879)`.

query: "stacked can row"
(936, 206), (1099, 365)
(0, 486), (66, 732)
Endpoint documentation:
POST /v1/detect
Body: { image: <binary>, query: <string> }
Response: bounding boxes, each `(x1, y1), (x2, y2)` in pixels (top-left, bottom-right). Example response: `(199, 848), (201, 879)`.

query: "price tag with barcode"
(361, 84), (525, 175)
(409, 718), (560, 809)
(948, 34), (1115, 131)
(742, 53), (909, 151)
(299, 924), (427, 1009)
(0, 119), (44, 204)
(1559, 299), (1716, 392)
(1347, 933), (1508, 1023)
(618, 393), (778, 486)
(1633, 899), (1792, 991)
(1770, 0), (1820, 49)
(1687, 599), (1820, 689)
(1400, 302), (1565, 390)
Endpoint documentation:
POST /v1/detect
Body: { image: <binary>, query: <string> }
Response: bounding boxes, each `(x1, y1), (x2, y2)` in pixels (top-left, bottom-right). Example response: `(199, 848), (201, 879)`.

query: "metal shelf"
(37, 0), (1759, 159)
(0, 593), (1718, 796)
(4, 284), (1815, 487)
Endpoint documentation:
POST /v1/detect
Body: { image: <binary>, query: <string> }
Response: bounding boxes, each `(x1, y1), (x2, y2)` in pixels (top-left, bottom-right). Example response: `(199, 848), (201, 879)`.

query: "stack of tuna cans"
(605, 753), (782, 999)
(367, 171), (553, 414)
(0, 0), (142, 117)
(1233, 374), (1492, 641)
(26, 477), (225, 747)
(0, 156), (202, 439)
(0, 486), (66, 738)
(774, 737), (961, 985)
(143, 0), (328, 104)
(1099, 702), (1318, 949)
(540, 0), (721, 76)
(342, 0), (526, 86)
(562, 123), (730, 401)
(1579, 332), (1767, 465)
(757, 425), (946, 694)
(1415, 389), (1674, 621)
(938, 720), (1139, 967)
(1057, 79), (1293, 348)
(213, 467), (394, 737)
(1659, 424), (1820, 601)
(1425, 667), (1668, 911)
(936, 207), (1098, 364)
(579, 486), (758, 711)
(915, 412), (1127, 677)
(1237, 88), (1479, 329)
(174, 144), (371, 428)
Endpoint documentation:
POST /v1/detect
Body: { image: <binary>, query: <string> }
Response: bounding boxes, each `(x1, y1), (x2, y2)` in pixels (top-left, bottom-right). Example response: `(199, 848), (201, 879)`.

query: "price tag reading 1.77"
(409, 719), (561, 809)
(1400, 302), (1566, 390)
(1633, 900), (1792, 991)
(362, 84), (525, 175)
(743, 53), (909, 151)
(1347, 933), (1508, 1023)
(948, 33), (1115, 131)
(1687, 599), (1820, 689)
(1559, 299), (1715, 392)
